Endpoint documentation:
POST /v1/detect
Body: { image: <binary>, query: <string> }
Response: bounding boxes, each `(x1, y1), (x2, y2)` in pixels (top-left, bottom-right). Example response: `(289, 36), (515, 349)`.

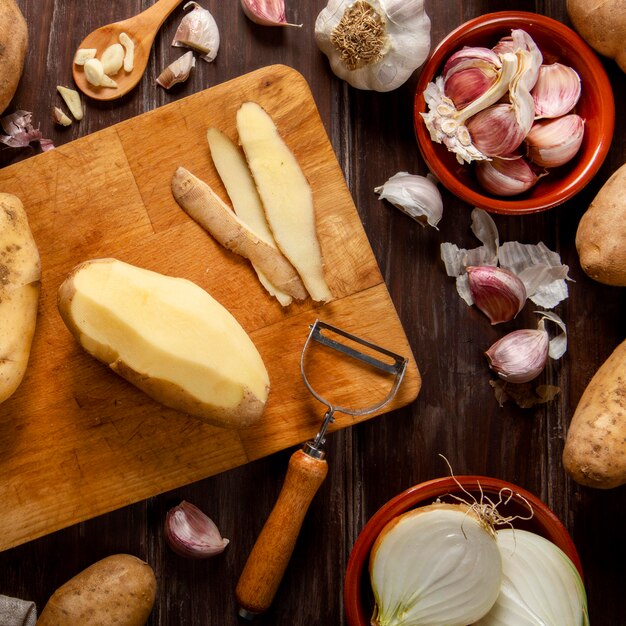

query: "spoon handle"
(133, 0), (186, 32)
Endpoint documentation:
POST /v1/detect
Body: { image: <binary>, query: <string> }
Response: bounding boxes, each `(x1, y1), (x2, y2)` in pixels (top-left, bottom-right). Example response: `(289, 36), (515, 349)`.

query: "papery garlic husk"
(165, 501), (229, 558)
(442, 47), (501, 110)
(315, 0), (431, 92)
(475, 529), (589, 626)
(156, 51), (196, 89)
(241, 0), (301, 26)
(485, 328), (549, 383)
(525, 114), (585, 168)
(532, 63), (582, 119)
(475, 156), (542, 197)
(467, 265), (527, 324)
(369, 503), (502, 626)
(172, 1), (220, 62)
(374, 171), (443, 228)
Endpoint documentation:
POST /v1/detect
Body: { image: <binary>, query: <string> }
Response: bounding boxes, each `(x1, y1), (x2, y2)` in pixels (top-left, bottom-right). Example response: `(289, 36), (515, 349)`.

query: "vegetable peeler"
(236, 320), (408, 619)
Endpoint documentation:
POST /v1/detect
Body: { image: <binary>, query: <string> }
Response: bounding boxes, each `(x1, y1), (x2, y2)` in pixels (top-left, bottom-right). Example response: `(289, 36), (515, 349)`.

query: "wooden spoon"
(72, 0), (185, 101)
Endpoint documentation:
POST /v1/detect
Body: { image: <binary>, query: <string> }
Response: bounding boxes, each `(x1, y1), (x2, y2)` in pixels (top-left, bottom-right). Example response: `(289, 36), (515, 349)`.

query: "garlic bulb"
(165, 501), (229, 558)
(525, 114), (585, 168)
(173, 1), (220, 62)
(475, 156), (542, 197)
(314, 0), (431, 92)
(422, 29), (543, 164)
(532, 63), (581, 119)
(374, 171), (443, 228)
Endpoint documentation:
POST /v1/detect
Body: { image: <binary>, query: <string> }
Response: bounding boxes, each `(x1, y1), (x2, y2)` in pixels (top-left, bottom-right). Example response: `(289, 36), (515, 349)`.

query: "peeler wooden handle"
(236, 447), (328, 618)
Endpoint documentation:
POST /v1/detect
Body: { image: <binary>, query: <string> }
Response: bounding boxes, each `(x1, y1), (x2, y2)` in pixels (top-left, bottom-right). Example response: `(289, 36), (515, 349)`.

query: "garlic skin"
(374, 171), (443, 228)
(485, 328), (549, 383)
(525, 114), (585, 168)
(156, 51), (196, 89)
(475, 156), (542, 197)
(315, 0), (431, 92)
(165, 501), (229, 559)
(532, 63), (581, 119)
(240, 0), (301, 27)
(467, 266), (527, 324)
(172, 1), (220, 62)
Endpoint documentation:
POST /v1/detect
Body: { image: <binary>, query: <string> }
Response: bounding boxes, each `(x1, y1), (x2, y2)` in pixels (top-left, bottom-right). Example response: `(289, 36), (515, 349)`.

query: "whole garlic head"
(314, 0), (431, 92)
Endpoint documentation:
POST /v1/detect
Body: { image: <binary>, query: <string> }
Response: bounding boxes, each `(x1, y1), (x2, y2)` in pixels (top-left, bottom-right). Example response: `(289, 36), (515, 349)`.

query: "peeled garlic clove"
(467, 104), (528, 157)
(156, 51), (196, 89)
(467, 265), (527, 324)
(119, 32), (135, 72)
(165, 501), (229, 559)
(73, 48), (97, 66)
(485, 328), (549, 383)
(525, 114), (585, 168)
(172, 1), (220, 62)
(532, 63), (581, 119)
(100, 43), (125, 76)
(476, 156), (541, 197)
(241, 0), (301, 26)
(83, 58), (104, 86)
(374, 171), (443, 228)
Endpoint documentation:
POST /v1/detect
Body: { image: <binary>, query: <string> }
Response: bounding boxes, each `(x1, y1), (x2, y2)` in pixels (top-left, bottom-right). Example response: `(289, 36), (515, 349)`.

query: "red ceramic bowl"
(344, 476), (582, 626)
(414, 11), (615, 214)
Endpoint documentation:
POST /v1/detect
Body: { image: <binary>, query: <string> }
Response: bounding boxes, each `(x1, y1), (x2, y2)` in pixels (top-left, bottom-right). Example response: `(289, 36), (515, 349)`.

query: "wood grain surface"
(0, 65), (420, 551)
(0, 1), (624, 625)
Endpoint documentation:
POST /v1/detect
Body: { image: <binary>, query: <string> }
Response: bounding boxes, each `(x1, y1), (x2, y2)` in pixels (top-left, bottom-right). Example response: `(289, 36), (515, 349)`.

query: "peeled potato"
(0, 0), (28, 113)
(37, 554), (156, 626)
(57, 258), (269, 428)
(0, 193), (40, 404)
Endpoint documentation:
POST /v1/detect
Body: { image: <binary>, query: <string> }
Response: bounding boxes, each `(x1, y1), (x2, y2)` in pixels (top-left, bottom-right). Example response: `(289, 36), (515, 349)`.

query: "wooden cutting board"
(0, 65), (420, 551)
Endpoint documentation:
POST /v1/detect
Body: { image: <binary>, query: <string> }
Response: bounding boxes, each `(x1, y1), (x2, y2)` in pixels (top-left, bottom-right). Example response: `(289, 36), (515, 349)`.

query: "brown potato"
(0, 0), (28, 113)
(575, 162), (626, 286)
(563, 339), (626, 489)
(0, 193), (40, 404)
(36, 554), (157, 626)
(567, 0), (626, 73)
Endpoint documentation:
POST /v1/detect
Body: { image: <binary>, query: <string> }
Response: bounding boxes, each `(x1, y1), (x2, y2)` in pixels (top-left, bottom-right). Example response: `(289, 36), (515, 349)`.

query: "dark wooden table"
(1, 1), (624, 624)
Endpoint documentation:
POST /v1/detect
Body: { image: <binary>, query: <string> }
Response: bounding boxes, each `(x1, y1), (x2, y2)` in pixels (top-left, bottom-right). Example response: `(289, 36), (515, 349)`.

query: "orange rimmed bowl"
(343, 476), (582, 626)
(414, 11), (615, 214)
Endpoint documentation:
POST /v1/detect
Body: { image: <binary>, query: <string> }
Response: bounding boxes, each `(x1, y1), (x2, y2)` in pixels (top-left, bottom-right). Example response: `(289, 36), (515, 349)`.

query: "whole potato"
(0, 0), (28, 113)
(36, 554), (157, 626)
(563, 339), (626, 489)
(567, 0), (626, 72)
(575, 162), (626, 286)
(0, 193), (40, 404)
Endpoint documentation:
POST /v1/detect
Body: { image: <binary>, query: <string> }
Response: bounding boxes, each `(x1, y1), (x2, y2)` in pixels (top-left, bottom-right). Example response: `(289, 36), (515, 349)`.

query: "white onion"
(369, 503), (502, 626)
